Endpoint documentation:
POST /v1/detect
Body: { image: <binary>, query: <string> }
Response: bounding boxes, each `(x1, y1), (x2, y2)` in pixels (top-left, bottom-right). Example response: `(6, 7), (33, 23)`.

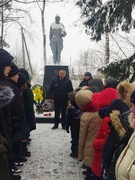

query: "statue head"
(55, 14), (60, 24)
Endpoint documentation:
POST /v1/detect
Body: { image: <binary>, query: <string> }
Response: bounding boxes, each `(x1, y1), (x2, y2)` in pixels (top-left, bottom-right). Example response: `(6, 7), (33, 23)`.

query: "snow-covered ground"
(20, 123), (85, 180)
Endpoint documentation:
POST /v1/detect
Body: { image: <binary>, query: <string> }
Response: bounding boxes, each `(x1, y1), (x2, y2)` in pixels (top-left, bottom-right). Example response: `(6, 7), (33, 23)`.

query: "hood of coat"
(116, 80), (134, 108)
(75, 89), (93, 109)
(108, 99), (130, 139)
(110, 110), (127, 139)
(0, 85), (14, 108)
(0, 49), (13, 78)
(92, 88), (118, 110)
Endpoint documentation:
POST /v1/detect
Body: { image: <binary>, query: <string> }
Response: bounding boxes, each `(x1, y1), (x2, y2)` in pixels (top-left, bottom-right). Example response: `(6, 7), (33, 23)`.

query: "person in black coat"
(0, 85), (14, 180)
(48, 69), (73, 129)
(7, 63), (30, 164)
(0, 49), (21, 180)
(19, 68), (36, 133)
(102, 99), (133, 180)
(66, 90), (82, 158)
(79, 72), (93, 87)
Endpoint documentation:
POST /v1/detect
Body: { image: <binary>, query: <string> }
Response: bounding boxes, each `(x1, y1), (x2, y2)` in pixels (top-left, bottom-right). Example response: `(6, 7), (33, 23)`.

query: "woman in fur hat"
(75, 89), (101, 180)
(115, 90), (135, 180)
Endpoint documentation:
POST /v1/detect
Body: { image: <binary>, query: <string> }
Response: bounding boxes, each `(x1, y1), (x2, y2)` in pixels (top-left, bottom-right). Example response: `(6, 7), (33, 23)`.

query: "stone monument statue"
(49, 14), (67, 64)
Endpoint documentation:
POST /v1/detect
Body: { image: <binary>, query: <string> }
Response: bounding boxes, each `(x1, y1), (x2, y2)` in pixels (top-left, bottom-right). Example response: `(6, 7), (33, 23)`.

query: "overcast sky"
(6, 0), (135, 76)
(6, 0), (101, 73)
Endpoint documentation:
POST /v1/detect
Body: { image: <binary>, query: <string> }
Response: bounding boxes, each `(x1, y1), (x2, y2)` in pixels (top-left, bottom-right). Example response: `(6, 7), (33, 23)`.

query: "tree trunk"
(0, 6), (4, 48)
(105, 28), (110, 64)
(41, 0), (46, 66)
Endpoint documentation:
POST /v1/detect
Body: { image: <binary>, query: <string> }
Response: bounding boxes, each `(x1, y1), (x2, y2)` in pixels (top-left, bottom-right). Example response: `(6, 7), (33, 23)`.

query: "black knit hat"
(19, 68), (29, 82)
(88, 79), (104, 91)
(130, 90), (135, 104)
(104, 77), (119, 89)
(108, 99), (129, 115)
(8, 62), (18, 77)
(84, 72), (92, 77)
(17, 73), (26, 88)
(0, 49), (13, 76)
(86, 86), (100, 93)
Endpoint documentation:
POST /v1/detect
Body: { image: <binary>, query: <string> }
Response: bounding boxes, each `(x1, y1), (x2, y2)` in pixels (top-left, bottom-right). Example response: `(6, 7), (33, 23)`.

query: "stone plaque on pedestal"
(43, 65), (69, 99)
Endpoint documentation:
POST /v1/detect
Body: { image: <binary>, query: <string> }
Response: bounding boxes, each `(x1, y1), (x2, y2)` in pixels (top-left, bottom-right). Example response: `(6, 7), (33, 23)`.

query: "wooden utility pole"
(21, 27), (25, 68)
(21, 27), (33, 75)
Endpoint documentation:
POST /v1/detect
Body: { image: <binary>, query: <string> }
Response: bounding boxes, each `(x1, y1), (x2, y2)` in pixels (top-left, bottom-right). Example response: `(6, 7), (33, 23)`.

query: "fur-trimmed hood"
(108, 99), (130, 139)
(92, 88), (118, 110)
(0, 85), (14, 108)
(116, 80), (134, 108)
(110, 110), (127, 139)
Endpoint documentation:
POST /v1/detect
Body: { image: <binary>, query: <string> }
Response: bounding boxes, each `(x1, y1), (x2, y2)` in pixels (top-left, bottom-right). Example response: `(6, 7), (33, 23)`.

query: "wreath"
(32, 84), (46, 113)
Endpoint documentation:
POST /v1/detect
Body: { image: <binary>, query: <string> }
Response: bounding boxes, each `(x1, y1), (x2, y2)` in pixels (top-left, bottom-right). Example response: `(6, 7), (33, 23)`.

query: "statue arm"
(61, 23), (67, 37)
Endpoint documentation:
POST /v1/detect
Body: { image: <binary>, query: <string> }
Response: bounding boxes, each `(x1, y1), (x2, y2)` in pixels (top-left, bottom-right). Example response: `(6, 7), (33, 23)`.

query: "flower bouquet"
(32, 84), (46, 114)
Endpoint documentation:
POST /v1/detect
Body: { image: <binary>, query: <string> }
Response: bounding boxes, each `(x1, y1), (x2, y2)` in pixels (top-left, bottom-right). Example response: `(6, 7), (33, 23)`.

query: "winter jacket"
(66, 102), (82, 132)
(0, 134), (10, 180)
(22, 85), (36, 132)
(115, 131), (135, 180)
(49, 77), (73, 102)
(75, 90), (101, 168)
(91, 88), (118, 177)
(0, 86), (14, 180)
(0, 77), (13, 155)
(0, 49), (14, 179)
(91, 117), (111, 177)
(102, 109), (133, 180)
(115, 112), (135, 180)
(6, 79), (29, 142)
(79, 79), (90, 87)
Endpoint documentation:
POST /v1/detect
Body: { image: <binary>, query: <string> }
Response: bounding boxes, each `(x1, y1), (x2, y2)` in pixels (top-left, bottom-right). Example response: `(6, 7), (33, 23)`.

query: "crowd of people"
(1, 47), (135, 180)
(48, 69), (135, 180)
(0, 49), (36, 180)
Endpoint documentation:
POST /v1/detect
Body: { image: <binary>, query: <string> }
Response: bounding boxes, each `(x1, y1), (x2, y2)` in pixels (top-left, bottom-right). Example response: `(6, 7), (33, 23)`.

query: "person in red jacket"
(91, 88), (118, 179)
(91, 107), (111, 178)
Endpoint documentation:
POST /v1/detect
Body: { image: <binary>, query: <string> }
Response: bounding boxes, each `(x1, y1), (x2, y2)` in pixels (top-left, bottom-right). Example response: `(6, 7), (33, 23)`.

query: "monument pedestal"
(36, 65), (69, 123)
(43, 65), (69, 99)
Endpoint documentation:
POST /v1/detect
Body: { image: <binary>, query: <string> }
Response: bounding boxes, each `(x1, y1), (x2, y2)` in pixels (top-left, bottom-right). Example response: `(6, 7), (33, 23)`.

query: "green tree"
(76, 0), (135, 81)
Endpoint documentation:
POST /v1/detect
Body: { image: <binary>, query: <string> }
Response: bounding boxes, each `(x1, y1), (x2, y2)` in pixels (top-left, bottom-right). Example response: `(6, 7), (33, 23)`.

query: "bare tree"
(0, 0), (12, 7)
(75, 49), (104, 76)
(36, 0), (46, 66)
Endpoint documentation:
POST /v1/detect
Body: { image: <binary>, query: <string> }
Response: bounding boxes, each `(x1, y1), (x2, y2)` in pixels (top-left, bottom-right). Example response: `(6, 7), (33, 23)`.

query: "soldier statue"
(49, 14), (67, 64)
